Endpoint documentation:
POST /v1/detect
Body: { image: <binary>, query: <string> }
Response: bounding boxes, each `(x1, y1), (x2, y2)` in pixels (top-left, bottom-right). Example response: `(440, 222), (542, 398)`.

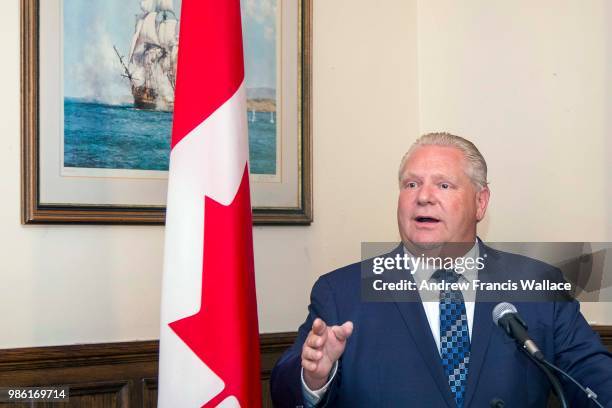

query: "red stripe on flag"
(169, 166), (261, 407)
(171, 0), (245, 148)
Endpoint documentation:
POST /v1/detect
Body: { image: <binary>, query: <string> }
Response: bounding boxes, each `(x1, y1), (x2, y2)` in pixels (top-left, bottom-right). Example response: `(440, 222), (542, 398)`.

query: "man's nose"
(416, 184), (436, 205)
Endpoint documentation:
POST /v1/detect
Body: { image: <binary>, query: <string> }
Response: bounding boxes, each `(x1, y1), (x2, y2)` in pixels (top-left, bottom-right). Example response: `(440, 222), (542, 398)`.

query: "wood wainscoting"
(0, 327), (609, 407)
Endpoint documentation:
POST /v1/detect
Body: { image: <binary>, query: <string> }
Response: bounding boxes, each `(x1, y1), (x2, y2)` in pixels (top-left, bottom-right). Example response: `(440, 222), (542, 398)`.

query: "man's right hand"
(301, 318), (354, 390)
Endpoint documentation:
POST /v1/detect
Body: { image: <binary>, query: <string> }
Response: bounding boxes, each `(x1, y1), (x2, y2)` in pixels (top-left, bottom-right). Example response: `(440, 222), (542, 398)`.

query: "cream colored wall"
(257, 0), (419, 332)
(0, 0), (419, 348)
(417, 0), (612, 323)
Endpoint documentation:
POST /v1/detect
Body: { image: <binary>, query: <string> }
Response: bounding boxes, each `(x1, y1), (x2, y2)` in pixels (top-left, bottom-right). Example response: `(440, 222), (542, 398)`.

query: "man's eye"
(440, 183), (450, 189)
(404, 181), (417, 189)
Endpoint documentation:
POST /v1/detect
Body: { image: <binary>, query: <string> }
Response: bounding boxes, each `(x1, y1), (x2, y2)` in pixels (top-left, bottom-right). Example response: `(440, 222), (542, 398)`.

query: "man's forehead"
(402, 144), (466, 167)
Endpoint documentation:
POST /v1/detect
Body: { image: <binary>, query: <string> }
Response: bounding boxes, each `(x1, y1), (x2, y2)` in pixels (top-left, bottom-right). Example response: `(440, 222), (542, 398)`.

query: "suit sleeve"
(270, 276), (341, 408)
(553, 299), (612, 407)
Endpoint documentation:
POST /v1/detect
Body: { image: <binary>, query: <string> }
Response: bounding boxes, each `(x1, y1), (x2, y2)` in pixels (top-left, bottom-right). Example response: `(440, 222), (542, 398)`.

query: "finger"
(306, 333), (324, 349)
(332, 321), (354, 341)
(301, 359), (317, 372)
(312, 318), (327, 336)
(302, 347), (323, 362)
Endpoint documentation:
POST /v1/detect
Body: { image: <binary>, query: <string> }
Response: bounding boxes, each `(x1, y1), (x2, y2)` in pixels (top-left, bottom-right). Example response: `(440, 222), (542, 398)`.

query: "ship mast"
(113, 45), (136, 86)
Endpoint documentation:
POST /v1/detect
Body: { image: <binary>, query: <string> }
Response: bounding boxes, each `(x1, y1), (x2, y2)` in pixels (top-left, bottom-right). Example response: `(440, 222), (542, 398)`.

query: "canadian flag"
(158, 1), (261, 407)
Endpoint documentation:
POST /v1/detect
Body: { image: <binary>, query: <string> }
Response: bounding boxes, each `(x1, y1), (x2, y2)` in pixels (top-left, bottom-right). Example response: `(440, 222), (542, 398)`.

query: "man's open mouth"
(415, 216), (440, 223)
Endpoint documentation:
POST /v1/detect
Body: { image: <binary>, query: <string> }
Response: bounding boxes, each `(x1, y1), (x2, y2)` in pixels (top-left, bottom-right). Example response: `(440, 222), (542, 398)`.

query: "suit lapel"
(463, 242), (498, 407)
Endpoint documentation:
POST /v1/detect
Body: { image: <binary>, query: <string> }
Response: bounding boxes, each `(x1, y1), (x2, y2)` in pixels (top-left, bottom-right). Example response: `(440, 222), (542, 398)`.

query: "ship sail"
(157, 0), (174, 12)
(128, 12), (159, 68)
(140, 0), (158, 13)
(158, 19), (178, 48)
(127, 18), (143, 63)
(139, 12), (161, 47)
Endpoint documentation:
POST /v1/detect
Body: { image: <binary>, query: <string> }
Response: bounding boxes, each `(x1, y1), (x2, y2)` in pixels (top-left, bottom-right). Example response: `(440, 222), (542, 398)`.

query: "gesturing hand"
(301, 318), (354, 390)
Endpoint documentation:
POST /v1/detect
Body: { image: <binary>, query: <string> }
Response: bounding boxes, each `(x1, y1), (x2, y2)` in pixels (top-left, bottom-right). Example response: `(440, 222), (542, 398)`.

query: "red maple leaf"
(169, 165), (261, 407)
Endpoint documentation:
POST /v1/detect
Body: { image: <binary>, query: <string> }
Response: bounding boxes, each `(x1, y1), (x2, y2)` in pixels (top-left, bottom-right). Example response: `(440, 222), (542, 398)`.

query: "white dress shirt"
(301, 241), (480, 406)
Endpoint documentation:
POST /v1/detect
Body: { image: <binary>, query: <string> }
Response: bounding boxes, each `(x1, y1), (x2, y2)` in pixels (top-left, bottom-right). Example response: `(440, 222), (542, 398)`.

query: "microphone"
(492, 302), (568, 408)
(492, 302), (543, 360)
(492, 303), (606, 408)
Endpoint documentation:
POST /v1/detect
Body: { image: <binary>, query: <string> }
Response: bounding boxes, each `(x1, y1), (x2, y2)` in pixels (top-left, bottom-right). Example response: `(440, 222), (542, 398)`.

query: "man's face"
(397, 145), (489, 250)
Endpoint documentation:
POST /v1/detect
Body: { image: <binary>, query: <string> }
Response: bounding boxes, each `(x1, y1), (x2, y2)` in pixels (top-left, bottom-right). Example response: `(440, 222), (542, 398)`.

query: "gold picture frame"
(21, 0), (312, 225)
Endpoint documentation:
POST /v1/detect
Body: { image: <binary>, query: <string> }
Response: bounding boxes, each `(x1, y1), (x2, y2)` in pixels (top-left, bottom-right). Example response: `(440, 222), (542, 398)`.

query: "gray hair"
(398, 132), (488, 190)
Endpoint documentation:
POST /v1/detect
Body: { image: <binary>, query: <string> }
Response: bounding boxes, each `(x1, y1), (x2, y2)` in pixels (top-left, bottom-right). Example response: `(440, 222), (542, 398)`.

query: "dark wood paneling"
(0, 382), (129, 408)
(64, 382), (130, 408)
(260, 332), (297, 407)
(141, 378), (157, 408)
(0, 341), (157, 407)
(0, 328), (608, 407)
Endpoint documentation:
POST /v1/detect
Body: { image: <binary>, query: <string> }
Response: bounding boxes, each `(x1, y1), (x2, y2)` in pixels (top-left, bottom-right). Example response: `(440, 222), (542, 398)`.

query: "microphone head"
(492, 302), (518, 326)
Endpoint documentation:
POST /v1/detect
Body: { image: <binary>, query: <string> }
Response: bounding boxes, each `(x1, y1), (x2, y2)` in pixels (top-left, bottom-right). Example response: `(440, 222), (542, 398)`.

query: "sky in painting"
(241, 0), (277, 91)
(64, 0), (276, 104)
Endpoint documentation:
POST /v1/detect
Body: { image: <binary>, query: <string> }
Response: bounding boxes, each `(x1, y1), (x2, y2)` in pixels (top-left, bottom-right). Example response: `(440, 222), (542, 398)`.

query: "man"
(270, 133), (612, 407)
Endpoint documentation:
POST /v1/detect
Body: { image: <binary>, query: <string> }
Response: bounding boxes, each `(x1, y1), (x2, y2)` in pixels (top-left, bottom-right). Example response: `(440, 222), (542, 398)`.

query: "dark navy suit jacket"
(270, 243), (612, 407)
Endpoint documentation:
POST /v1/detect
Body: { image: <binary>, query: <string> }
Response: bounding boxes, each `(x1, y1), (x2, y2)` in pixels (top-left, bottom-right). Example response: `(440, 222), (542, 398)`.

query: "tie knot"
(432, 268), (461, 284)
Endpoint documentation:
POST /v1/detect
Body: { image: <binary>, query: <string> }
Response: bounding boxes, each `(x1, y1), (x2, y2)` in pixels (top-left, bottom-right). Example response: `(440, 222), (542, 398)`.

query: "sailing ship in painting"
(64, 0), (277, 175)
(114, 0), (179, 111)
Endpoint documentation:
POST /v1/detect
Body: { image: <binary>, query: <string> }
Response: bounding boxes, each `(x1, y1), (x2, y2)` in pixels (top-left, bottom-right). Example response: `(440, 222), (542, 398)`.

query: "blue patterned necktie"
(434, 269), (471, 408)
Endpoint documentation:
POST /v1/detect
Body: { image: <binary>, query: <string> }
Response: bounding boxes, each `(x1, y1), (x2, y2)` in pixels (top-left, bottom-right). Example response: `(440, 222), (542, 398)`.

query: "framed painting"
(21, 0), (312, 224)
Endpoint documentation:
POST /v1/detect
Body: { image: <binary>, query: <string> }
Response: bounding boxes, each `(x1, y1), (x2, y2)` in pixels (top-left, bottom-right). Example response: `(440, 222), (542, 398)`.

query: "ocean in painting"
(63, 98), (277, 175)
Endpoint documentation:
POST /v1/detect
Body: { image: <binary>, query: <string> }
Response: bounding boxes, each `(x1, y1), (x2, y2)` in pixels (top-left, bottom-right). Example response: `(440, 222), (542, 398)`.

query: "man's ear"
(475, 186), (490, 222)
